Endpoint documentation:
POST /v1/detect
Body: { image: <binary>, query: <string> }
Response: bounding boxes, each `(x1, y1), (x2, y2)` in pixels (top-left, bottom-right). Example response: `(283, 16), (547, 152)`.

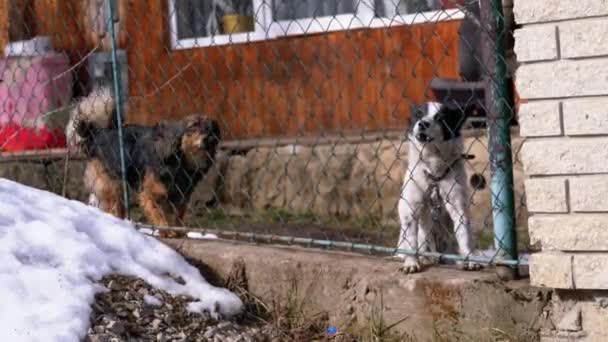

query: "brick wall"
(514, 0), (608, 290)
(514, 1), (608, 340)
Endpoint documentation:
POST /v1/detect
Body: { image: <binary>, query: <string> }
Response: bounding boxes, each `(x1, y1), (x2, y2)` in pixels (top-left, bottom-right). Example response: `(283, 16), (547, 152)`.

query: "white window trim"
(168, 1), (466, 50)
(168, 0), (270, 50)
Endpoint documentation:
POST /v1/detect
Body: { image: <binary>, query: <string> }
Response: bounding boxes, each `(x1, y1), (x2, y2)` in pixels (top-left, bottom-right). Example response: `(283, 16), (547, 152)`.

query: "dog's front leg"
(397, 181), (425, 273)
(139, 172), (171, 236)
(439, 181), (482, 271)
(418, 207), (439, 266)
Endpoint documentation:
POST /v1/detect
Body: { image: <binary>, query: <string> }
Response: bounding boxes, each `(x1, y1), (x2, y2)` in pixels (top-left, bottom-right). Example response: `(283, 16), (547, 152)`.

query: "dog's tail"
(66, 86), (116, 149)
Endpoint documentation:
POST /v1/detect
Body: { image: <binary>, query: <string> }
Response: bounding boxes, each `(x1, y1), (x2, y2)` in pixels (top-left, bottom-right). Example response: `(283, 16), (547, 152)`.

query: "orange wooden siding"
(12, 1), (463, 141)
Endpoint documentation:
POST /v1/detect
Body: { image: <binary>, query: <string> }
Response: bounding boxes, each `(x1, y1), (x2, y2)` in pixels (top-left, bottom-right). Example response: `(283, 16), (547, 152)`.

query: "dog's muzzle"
(415, 133), (433, 143)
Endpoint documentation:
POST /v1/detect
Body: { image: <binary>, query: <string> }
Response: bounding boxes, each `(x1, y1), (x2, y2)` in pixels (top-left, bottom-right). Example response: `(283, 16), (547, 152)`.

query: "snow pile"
(0, 178), (243, 342)
(138, 228), (218, 240)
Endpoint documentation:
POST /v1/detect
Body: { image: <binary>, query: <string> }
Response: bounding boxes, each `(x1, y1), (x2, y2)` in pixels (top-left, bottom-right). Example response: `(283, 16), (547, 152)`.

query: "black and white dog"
(397, 101), (481, 273)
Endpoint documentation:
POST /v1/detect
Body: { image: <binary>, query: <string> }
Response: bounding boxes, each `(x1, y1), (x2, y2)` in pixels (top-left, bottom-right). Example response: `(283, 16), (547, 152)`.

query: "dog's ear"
(438, 105), (468, 140)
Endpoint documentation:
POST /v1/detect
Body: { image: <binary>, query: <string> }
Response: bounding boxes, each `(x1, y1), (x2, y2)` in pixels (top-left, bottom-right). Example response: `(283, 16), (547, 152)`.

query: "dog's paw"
(399, 257), (422, 274)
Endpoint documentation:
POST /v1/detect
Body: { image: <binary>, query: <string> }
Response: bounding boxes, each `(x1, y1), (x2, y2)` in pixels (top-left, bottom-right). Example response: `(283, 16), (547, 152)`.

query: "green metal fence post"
(107, 0), (130, 218)
(481, 0), (518, 277)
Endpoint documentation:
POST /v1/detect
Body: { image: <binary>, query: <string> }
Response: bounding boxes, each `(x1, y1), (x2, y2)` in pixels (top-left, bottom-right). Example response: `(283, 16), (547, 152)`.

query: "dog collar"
(423, 153), (475, 182)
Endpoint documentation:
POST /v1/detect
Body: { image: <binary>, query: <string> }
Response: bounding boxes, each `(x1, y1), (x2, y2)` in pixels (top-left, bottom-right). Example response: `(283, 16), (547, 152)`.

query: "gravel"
(85, 275), (283, 342)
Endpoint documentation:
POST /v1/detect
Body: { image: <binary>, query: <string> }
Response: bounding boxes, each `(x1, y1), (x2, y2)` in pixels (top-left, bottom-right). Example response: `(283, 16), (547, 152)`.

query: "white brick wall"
(513, 25), (558, 62)
(531, 253), (608, 289)
(530, 214), (608, 251)
(514, 0), (608, 24)
(562, 98), (608, 135)
(524, 178), (568, 212)
(560, 18), (608, 58)
(518, 101), (561, 137)
(521, 138), (608, 175)
(516, 59), (608, 99)
(570, 176), (608, 212)
(514, 0), (608, 309)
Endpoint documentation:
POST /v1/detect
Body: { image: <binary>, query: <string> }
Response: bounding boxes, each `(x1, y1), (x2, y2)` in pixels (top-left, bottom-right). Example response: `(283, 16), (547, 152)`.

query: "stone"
(524, 178), (568, 213)
(204, 327), (217, 338)
(521, 137), (608, 175)
(218, 154), (251, 209)
(560, 18), (608, 59)
(516, 59), (608, 100)
(513, 0), (608, 24)
(530, 252), (573, 289)
(87, 335), (112, 342)
(248, 147), (287, 210)
(514, 25), (558, 62)
(573, 255), (608, 289)
(374, 139), (408, 221)
(107, 280), (120, 291)
(570, 176), (608, 212)
(309, 144), (356, 217)
(517, 101), (561, 137)
(191, 150), (227, 205)
(151, 318), (162, 330)
(217, 321), (232, 330)
(283, 146), (315, 213)
(563, 98), (608, 135)
(557, 305), (582, 332)
(106, 320), (125, 335)
(530, 214), (608, 251)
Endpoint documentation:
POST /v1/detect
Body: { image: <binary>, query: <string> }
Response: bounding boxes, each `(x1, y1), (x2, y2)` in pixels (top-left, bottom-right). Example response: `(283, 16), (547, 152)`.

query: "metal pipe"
(484, 0), (518, 264)
(107, 0), (130, 218)
(135, 223), (526, 266)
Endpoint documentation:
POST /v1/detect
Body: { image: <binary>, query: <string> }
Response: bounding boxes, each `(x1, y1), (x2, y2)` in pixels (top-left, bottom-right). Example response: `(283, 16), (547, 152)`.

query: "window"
(377, 0), (440, 17)
(374, 0), (467, 25)
(168, 0), (465, 49)
(168, 0), (267, 49)
(272, 0), (357, 21)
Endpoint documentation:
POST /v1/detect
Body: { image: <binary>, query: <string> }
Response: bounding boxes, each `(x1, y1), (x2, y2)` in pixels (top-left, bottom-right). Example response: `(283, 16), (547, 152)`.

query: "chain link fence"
(0, 0), (531, 270)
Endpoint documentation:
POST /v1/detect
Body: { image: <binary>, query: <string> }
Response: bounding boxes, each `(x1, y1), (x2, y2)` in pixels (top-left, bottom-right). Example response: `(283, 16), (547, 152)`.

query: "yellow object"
(222, 15), (254, 34)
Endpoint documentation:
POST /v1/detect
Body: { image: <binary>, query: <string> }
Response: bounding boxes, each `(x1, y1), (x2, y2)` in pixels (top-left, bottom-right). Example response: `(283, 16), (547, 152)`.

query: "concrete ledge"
(165, 238), (547, 341)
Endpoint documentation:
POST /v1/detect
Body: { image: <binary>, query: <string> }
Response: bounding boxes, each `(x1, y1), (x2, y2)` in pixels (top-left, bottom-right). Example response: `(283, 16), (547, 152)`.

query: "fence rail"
(0, 0), (529, 273)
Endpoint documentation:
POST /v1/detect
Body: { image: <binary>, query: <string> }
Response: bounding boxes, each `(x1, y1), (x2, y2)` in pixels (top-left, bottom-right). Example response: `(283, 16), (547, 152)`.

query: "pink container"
(0, 52), (72, 129)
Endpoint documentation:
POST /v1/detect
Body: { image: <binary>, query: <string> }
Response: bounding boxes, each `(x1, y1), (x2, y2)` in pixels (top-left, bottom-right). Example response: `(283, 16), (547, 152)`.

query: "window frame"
(168, 0), (270, 49)
(168, 0), (465, 50)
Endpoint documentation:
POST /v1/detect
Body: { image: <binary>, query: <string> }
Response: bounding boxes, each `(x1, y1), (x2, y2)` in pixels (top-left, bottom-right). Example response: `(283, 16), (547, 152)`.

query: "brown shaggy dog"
(70, 88), (221, 237)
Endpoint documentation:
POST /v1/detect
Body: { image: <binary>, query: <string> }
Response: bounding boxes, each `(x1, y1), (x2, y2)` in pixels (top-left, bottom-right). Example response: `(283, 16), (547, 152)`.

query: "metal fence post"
(107, 0), (130, 218)
(481, 0), (518, 276)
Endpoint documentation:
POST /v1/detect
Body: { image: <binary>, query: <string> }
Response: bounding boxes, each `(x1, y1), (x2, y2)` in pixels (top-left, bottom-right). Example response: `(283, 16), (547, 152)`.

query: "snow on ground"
(187, 232), (218, 240)
(143, 294), (163, 306)
(0, 178), (243, 342)
(137, 228), (218, 240)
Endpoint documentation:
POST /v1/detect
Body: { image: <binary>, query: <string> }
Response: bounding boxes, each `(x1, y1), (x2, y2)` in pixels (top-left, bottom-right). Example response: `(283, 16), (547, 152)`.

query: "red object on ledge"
(0, 124), (66, 152)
